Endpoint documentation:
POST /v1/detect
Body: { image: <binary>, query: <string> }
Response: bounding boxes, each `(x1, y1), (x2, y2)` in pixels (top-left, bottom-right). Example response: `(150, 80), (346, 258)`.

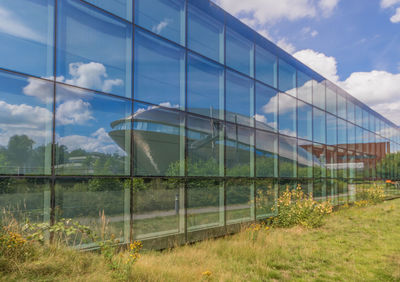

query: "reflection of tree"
(377, 152), (400, 179)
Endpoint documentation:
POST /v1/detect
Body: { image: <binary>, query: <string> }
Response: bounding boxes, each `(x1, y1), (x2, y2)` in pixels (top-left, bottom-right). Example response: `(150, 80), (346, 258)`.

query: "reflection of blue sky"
(57, 0), (132, 97)
(85, 0), (133, 21)
(255, 82), (278, 131)
(0, 0), (54, 77)
(278, 93), (297, 137)
(55, 85), (130, 156)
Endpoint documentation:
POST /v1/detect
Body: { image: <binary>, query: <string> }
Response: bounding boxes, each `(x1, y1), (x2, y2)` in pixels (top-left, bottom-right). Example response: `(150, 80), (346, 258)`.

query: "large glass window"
(313, 179), (326, 202)
(187, 179), (224, 232)
(327, 114), (337, 146)
(187, 1), (224, 63)
(297, 101), (313, 141)
(256, 180), (277, 219)
(362, 109), (369, 130)
(256, 46), (277, 88)
(297, 71), (313, 104)
(356, 126), (363, 152)
(298, 140), (314, 178)
(347, 122), (356, 151)
(57, 0), (132, 97)
(279, 136), (297, 178)
(55, 178), (131, 245)
(347, 100), (355, 124)
(55, 84), (131, 176)
(0, 72), (53, 175)
(0, 0), (54, 77)
(256, 130), (278, 177)
(134, 29), (185, 109)
(313, 144), (326, 178)
(338, 118), (347, 149)
(133, 102), (184, 176)
(326, 146), (337, 178)
(226, 124), (254, 177)
(279, 60), (296, 96)
(187, 53), (224, 119)
(85, 0), (133, 21)
(187, 115), (224, 177)
(313, 80), (325, 110)
(326, 85), (337, 115)
(226, 28), (254, 77)
(355, 105), (363, 127)
(132, 178), (184, 240)
(337, 147), (347, 179)
(279, 93), (297, 137)
(313, 108), (326, 144)
(226, 71), (254, 127)
(135, 0), (185, 45)
(255, 82), (278, 132)
(226, 179), (254, 224)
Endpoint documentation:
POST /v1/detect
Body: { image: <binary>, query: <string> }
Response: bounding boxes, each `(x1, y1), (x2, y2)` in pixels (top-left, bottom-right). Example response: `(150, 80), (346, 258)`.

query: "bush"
(356, 184), (385, 206)
(272, 185), (333, 228)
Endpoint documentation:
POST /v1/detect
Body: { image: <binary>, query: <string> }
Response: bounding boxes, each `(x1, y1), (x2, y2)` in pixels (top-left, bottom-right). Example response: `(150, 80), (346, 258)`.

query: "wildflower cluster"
(202, 270), (212, 278)
(356, 184), (385, 206)
(246, 222), (271, 243)
(0, 227), (33, 264)
(272, 185), (333, 228)
(126, 240), (142, 264)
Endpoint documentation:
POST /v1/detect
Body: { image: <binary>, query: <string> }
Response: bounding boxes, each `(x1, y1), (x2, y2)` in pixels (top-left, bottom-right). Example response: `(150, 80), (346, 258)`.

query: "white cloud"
(0, 6), (45, 43)
(56, 99), (94, 126)
(390, 7), (400, 22)
(381, 0), (400, 8)
(293, 49), (339, 82)
(213, 0), (339, 25)
(311, 30), (319, 37)
(277, 38), (296, 54)
(254, 114), (267, 124)
(152, 19), (171, 34)
(58, 128), (124, 155)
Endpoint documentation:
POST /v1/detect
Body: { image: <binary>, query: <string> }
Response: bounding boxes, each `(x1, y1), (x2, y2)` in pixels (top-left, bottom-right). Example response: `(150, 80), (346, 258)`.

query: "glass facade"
(1, 0), (400, 250)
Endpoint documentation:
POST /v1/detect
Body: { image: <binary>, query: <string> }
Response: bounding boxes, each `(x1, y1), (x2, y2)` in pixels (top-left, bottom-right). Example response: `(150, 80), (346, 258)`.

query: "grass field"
(2, 199), (400, 281)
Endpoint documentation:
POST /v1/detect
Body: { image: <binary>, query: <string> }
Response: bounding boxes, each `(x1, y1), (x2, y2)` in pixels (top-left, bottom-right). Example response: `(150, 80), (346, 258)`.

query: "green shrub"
(272, 185), (333, 228)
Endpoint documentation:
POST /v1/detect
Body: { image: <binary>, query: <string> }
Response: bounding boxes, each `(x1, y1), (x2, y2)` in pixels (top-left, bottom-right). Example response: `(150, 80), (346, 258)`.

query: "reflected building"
(0, 0), (400, 249)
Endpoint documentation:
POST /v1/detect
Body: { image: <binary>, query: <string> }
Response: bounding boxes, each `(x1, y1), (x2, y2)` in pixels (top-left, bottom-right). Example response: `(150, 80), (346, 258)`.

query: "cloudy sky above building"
(212, 0), (400, 125)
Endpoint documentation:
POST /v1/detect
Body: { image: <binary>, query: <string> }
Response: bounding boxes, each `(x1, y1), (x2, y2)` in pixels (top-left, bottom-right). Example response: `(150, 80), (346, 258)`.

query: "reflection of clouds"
(134, 102), (180, 116)
(0, 6), (45, 43)
(56, 99), (94, 126)
(152, 19), (171, 34)
(58, 128), (125, 155)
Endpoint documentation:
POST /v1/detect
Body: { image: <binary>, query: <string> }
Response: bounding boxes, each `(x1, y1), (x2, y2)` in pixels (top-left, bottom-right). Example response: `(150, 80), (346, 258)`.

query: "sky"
(212, 0), (400, 125)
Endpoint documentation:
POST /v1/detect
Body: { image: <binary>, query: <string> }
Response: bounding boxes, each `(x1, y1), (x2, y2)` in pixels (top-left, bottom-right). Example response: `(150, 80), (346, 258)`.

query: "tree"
(6, 135), (34, 168)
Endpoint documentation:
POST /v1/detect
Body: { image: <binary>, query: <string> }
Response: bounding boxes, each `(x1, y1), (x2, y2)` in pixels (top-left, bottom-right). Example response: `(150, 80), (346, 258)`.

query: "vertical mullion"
(130, 0), (135, 244)
(184, 0), (188, 243)
(223, 11), (227, 231)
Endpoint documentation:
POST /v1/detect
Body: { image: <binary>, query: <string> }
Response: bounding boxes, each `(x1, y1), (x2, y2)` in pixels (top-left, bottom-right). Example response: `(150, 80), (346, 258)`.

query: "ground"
(2, 199), (400, 281)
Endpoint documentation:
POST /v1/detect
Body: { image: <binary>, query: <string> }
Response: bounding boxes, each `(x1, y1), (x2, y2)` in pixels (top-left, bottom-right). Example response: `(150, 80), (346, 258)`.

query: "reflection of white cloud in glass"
(0, 6), (45, 43)
(58, 128), (125, 155)
(152, 18), (172, 34)
(56, 99), (94, 126)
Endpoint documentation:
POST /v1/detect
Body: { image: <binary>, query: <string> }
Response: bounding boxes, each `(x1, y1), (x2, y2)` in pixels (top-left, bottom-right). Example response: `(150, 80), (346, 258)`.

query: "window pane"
(0, 72), (52, 175)
(337, 147), (348, 179)
(338, 118), (347, 149)
(135, 0), (185, 45)
(279, 93), (297, 137)
(338, 180), (348, 205)
(226, 124), (254, 177)
(256, 46), (277, 88)
(327, 114), (337, 145)
(55, 84), (131, 176)
(313, 108), (326, 144)
(356, 126), (363, 152)
(362, 109), (369, 129)
(313, 179), (326, 202)
(313, 143), (326, 178)
(187, 1), (224, 63)
(279, 60), (296, 96)
(337, 94), (347, 120)
(347, 122), (356, 151)
(85, 0), (133, 21)
(0, 0), (54, 77)
(326, 85), (337, 115)
(256, 179), (277, 219)
(355, 105), (363, 127)
(326, 146), (337, 178)
(313, 80), (325, 110)
(226, 71), (254, 127)
(132, 179), (184, 240)
(187, 179), (224, 232)
(0, 178), (50, 223)
(297, 71), (312, 104)
(279, 136), (297, 178)
(187, 53), (224, 119)
(187, 115), (224, 177)
(226, 179), (254, 224)
(256, 130), (278, 177)
(298, 140), (314, 178)
(55, 178), (131, 246)
(347, 100), (355, 123)
(298, 101), (312, 141)
(133, 102), (184, 176)
(57, 0), (132, 97)
(255, 82), (278, 132)
(134, 29), (185, 109)
(226, 28), (254, 77)
(327, 179), (338, 205)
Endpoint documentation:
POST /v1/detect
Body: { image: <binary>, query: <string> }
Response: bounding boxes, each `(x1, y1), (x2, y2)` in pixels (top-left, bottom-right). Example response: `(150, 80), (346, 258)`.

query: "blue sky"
(213, 0), (400, 125)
